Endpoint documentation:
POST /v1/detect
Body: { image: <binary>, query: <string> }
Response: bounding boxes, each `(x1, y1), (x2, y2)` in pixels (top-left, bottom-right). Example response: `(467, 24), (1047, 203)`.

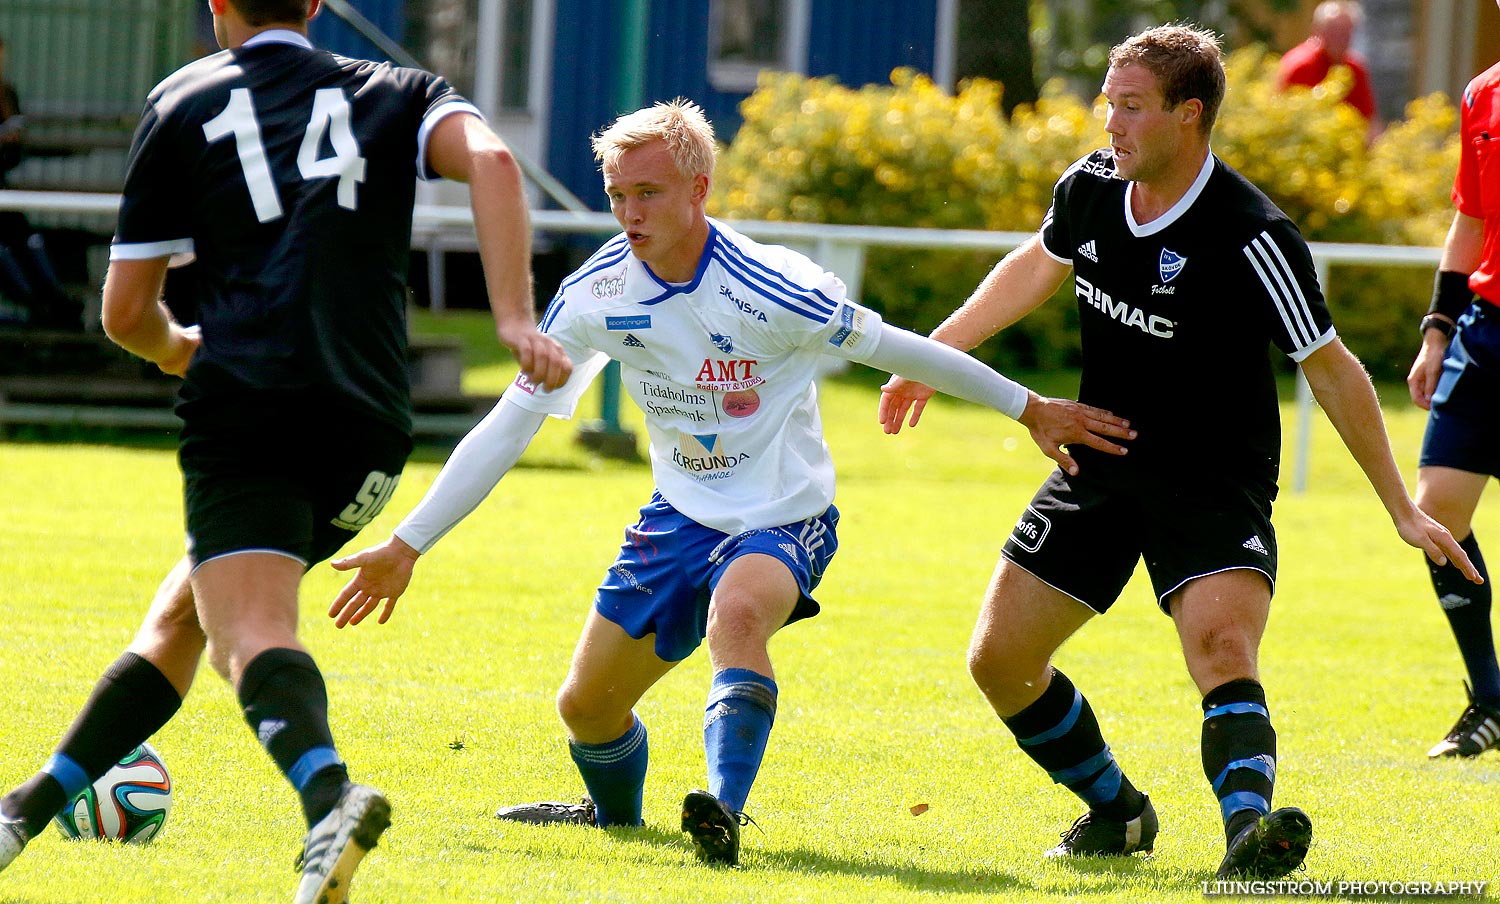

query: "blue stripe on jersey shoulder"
(580, 232), (629, 269)
(712, 249), (834, 324)
(714, 233), (839, 315)
(558, 236), (630, 294)
(539, 294), (567, 333)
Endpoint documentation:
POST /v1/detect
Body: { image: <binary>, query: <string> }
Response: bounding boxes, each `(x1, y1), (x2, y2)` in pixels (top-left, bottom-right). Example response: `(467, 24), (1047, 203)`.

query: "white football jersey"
(504, 218), (883, 536)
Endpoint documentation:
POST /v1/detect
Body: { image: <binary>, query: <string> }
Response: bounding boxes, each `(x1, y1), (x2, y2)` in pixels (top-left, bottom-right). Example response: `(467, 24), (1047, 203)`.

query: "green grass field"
(1, 337), (1497, 903)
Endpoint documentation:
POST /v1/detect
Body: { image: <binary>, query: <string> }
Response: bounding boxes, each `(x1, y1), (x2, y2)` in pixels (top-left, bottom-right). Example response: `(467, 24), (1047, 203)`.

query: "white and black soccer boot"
(293, 783), (391, 904)
(1045, 794), (1157, 858)
(0, 814), (27, 873)
(1428, 686), (1500, 759)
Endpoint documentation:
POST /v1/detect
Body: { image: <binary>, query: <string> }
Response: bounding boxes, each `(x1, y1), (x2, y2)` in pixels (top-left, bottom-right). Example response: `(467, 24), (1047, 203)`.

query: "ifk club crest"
(1158, 248), (1187, 283)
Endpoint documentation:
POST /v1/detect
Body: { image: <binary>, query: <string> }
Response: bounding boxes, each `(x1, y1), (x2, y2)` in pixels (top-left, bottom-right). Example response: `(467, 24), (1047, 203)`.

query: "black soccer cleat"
(495, 799), (597, 826)
(1427, 688), (1500, 759)
(1045, 795), (1157, 858)
(681, 789), (748, 866)
(1215, 807), (1312, 880)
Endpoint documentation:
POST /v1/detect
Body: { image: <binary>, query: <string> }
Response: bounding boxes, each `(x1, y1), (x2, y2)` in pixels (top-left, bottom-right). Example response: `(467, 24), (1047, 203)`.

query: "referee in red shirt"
(1408, 13), (1500, 762)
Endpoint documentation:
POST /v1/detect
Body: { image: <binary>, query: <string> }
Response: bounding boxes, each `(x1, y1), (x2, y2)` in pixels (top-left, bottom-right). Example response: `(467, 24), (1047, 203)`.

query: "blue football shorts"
(1001, 469), (1276, 615)
(594, 491), (840, 662)
(1421, 301), (1500, 477)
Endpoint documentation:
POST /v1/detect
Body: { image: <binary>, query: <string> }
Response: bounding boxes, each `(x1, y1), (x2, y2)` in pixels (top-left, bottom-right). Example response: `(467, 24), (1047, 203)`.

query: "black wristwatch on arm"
(1420, 314), (1455, 340)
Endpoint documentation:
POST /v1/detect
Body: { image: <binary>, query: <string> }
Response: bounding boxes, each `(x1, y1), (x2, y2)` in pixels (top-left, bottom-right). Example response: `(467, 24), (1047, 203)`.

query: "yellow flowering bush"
(713, 49), (1461, 377)
(1214, 47), (1370, 240)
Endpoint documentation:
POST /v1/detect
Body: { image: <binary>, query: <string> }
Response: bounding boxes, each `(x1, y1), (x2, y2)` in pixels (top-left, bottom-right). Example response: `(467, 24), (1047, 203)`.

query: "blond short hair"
(591, 99), (716, 181)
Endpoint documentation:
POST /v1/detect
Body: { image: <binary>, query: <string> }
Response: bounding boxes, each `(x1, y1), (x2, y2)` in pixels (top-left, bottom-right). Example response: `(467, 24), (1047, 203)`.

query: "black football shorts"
(178, 396), (412, 569)
(1001, 469), (1277, 614)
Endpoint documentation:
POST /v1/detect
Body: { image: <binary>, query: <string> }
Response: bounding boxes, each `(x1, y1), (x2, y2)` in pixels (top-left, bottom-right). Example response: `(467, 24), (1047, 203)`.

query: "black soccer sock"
(1002, 668), (1145, 822)
(1427, 533), (1500, 707)
(1201, 678), (1277, 843)
(237, 648), (350, 828)
(1, 652), (181, 838)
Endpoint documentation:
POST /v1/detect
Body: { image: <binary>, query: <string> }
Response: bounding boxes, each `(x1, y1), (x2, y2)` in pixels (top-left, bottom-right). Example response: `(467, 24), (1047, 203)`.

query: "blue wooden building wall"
(806, 4), (937, 88)
(643, 0), (740, 140)
(547, 0), (938, 212)
(309, 0), (405, 63)
(547, 0), (625, 211)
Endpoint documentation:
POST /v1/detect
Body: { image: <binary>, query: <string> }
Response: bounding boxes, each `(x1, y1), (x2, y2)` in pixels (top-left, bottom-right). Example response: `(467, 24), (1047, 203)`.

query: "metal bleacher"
(0, 2), (516, 441)
(0, 325), (482, 439)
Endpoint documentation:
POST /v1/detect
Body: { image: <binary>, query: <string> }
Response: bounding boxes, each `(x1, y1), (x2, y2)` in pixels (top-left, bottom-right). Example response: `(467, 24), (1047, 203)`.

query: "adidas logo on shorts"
(1241, 535), (1268, 555)
(623, 334), (646, 348)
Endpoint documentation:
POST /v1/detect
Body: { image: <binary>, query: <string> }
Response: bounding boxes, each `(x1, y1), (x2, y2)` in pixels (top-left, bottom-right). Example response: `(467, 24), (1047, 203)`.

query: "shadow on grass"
(1046, 852), (1158, 877)
(477, 821), (1179, 896)
(731, 842), (1037, 894)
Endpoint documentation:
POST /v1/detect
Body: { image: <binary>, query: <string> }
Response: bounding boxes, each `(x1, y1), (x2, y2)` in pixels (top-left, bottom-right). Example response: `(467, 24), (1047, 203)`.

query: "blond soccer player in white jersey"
(326, 99), (1133, 866)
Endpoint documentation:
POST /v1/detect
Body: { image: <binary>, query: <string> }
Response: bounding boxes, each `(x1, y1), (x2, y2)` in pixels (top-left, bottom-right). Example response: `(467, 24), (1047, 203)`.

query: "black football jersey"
(1041, 149), (1335, 495)
(112, 31), (476, 432)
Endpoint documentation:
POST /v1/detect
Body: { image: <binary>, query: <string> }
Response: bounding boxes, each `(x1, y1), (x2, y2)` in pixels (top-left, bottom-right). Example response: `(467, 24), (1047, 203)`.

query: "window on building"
(707, 0), (807, 93)
(499, 0), (534, 112)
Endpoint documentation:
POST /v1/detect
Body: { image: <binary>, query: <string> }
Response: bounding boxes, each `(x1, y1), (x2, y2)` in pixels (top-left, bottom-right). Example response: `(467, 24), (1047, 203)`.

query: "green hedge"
(711, 49), (1461, 381)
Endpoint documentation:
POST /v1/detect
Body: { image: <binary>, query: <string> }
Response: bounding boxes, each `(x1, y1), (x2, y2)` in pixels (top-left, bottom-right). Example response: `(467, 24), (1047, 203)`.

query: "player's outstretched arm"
(878, 375), (936, 433)
(861, 325), (1132, 472)
(929, 236), (1073, 350)
(426, 112), (571, 391)
(327, 398), (549, 628)
(329, 534), (419, 627)
(878, 236), (1071, 434)
(1015, 393), (1133, 477)
(1302, 338), (1481, 583)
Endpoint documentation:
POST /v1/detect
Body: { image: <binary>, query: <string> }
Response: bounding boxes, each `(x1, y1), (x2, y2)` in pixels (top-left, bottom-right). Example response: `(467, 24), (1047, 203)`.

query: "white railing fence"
(0, 190), (1443, 492)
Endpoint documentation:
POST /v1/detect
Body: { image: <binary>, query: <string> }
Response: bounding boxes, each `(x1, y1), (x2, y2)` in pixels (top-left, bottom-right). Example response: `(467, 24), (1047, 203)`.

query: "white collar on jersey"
(242, 29), (314, 50)
(1124, 149), (1215, 237)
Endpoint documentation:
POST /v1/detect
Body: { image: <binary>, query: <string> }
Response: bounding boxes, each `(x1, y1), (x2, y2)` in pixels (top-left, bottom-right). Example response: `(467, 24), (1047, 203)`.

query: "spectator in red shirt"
(1277, 1), (1379, 137)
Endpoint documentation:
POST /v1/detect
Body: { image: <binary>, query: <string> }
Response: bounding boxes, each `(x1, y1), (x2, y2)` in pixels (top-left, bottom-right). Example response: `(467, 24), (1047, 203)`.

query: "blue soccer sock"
(1201, 678), (1277, 843)
(569, 715), (648, 827)
(237, 648), (349, 828)
(1427, 533), (1500, 707)
(703, 668), (777, 813)
(1001, 668), (1145, 822)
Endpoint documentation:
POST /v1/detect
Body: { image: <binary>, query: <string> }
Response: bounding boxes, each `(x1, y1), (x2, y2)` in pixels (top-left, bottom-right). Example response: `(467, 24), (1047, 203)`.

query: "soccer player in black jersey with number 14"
(0, 2), (569, 902)
(881, 25), (1479, 880)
